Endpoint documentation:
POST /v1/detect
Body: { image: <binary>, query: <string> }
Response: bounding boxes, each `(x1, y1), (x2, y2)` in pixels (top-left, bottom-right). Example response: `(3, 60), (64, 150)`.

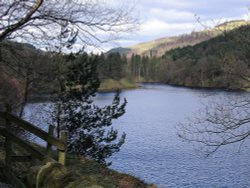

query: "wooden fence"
(0, 111), (68, 188)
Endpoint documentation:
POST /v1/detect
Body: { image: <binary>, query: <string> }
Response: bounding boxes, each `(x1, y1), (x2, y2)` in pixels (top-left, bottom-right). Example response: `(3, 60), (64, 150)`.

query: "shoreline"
(98, 78), (138, 92)
(28, 82), (248, 103)
(0, 142), (156, 188)
(141, 81), (249, 92)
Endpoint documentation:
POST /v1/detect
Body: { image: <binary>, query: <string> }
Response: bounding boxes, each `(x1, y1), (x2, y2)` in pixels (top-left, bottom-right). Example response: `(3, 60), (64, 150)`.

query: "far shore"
(27, 81), (248, 103)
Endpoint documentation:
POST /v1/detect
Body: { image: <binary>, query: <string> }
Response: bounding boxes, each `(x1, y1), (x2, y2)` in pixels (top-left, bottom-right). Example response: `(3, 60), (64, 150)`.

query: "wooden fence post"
(58, 130), (68, 165)
(45, 125), (55, 161)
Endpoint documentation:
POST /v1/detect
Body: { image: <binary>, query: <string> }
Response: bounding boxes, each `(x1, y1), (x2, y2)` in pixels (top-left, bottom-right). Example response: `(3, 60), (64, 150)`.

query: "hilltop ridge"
(109, 20), (249, 57)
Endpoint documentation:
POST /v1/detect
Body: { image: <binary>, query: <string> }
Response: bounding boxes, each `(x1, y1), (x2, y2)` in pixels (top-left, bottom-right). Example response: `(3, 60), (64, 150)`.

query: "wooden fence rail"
(0, 112), (66, 150)
(0, 111), (68, 188)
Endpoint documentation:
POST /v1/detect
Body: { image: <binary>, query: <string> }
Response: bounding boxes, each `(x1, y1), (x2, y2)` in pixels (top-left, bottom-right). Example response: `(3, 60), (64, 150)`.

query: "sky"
(109, 0), (250, 49)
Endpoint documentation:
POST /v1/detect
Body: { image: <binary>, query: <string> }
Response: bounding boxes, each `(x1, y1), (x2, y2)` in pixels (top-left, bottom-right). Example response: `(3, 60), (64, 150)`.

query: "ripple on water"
(24, 84), (250, 188)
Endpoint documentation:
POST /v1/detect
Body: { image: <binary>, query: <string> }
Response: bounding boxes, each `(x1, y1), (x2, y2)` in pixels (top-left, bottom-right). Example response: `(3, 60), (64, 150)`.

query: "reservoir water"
(24, 84), (250, 188)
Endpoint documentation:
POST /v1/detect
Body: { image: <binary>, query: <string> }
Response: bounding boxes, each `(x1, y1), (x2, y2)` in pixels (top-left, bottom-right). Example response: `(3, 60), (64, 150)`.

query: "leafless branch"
(177, 94), (250, 156)
(0, 0), (139, 50)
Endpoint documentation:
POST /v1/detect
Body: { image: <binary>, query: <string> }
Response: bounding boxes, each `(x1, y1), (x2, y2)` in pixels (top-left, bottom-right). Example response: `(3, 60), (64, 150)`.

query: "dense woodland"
(89, 24), (250, 91)
(157, 25), (250, 89)
(110, 24), (250, 90)
(1, 24), (250, 102)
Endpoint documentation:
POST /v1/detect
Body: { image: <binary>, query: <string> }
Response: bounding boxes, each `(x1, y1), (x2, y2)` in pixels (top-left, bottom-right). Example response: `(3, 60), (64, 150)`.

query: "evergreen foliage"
(59, 53), (127, 165)
(98, 53), (125, 80)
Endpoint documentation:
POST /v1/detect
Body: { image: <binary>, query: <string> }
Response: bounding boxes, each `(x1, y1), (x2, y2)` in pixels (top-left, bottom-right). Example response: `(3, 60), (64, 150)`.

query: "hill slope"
(110, 20), (249, 57)
(154, 24), (250, 89)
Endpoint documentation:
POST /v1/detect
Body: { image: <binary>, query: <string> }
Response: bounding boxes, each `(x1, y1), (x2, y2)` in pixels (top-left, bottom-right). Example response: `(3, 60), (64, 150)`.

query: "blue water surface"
(24, 84), (250, 188)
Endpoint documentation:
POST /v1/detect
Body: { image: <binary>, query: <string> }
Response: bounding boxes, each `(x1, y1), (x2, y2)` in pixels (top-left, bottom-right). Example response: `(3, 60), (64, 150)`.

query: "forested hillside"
(106, 24), (250, 90)
(2, 21), (250, 96)
(110, 20), (249, 58)
(144, 24), (250, 89)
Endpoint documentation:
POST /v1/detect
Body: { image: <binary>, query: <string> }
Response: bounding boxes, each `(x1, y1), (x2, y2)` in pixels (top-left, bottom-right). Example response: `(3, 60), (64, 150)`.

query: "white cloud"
(113, 39), (141, 46)
(139, 19), (199, 39)
(241, 12), (250, 20)
(138, 0), (192, 10)
(150, 8), (196, 23)
(83, 0), (250, 51)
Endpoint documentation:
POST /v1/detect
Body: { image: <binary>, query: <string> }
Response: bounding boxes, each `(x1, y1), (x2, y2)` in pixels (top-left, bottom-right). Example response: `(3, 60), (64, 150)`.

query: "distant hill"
(107, 47), (131, 55)
(155, 24), (250, 89)
(109, 20), (250, 57)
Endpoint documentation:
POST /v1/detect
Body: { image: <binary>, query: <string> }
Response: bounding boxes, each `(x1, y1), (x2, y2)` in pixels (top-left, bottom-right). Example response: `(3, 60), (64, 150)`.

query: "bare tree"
(0, 0), (138, 113)
(177, 93), (250, 156)
(0, 0), (138, 50)
(177, 17), (250, 156)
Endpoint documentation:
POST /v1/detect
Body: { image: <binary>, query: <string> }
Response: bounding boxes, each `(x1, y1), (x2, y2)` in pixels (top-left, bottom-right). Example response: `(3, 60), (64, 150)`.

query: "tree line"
(103, 24), (250, 90)
(4, 22), (249, 99)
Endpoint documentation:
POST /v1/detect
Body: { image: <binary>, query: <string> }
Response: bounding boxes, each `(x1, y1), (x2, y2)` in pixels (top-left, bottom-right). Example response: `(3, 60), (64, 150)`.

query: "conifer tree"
(57, 53), (127, 165)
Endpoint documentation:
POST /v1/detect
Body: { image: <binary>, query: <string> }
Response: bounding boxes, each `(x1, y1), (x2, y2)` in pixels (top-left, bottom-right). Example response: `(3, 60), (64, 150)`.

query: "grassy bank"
(98, 79), (137, 92)
(65, 156), (156, 188)
(0, 138), (156, 188)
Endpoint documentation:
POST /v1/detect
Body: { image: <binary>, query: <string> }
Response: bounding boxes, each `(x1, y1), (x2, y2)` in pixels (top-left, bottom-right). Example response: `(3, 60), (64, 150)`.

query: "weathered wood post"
(58, 130), (68, 165)
(46, 125), (55, 161)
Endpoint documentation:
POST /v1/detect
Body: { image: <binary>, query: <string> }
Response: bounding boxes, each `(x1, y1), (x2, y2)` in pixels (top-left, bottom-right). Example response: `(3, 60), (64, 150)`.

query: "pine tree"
(57, 53), (127, 165)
